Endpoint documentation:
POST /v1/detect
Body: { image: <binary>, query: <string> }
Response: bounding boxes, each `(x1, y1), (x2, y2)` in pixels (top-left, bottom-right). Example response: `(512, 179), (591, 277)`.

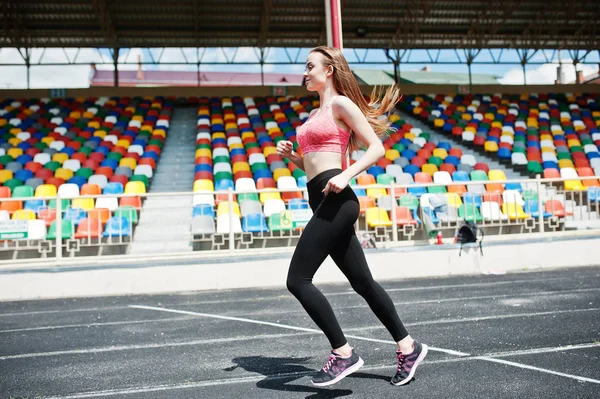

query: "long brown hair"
(310, 45), (400, 151)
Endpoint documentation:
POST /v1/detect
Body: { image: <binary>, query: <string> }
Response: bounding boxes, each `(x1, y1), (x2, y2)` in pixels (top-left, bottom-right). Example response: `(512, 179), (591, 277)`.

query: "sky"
(0, 47), (597, 89)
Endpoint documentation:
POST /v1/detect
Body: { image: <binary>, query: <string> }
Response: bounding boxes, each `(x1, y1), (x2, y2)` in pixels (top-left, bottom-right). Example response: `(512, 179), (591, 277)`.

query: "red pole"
(329, 0), (342, 49)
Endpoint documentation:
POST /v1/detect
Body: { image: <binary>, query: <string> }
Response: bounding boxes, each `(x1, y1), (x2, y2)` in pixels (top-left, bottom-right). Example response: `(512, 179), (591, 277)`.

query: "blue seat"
(504, 182), (523, 192)
(253, 169), (272, 180)
(212, 138), (227, 146)
(452, 171), (470, 182)
(64, 207), (87, 226)
(523, 200), (551, 218)
(297, 175), (307, 188)
(101, 158), (118, 170)
(103, 216), (132, 237)
(61, 147), (76, 157)
(67, 176), (87, 189)
(242, 213), (269, 233)
(462, 193), (482, 207)
(192, 204), (215, 218)
(401, 149), (416, 161)
(14, 169), (34, 182)
(403, 164), (420, 177)
(408, 186), (427, 197)
(24, 199), (45, 213)
(95, 146), (111, 156)
(16, 154), (33, 164)
(437, 142), (452, 152)
(103, 182), (124, 195)
(215, 179), (234, 191)
(141, 151), (159, 162)
(422, 207), (439, 224)
(288, 198), (309, 210)
(195, 163), (212, 173)
(497, 148), (512, 159)
(444, 155), (460, 167)
(367, 166), (384, 178)
(542, 161), (559, 170)
(587, 187), (600, 202)
(352, 188), (367, 197)
(230, 148), (246, 157)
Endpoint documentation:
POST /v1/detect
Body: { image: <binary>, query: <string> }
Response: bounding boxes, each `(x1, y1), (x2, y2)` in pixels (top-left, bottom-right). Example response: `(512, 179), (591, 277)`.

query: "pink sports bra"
(296, 96), (351, 154)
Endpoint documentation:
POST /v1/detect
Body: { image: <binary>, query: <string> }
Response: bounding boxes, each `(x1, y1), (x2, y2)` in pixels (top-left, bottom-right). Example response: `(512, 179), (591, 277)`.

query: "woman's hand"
(322, 173), (350, 195)
(276, 140), (294, 158)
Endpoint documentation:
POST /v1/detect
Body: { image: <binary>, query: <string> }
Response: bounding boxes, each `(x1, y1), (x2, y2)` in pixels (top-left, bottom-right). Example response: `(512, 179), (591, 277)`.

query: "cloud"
(498, 63), (597, 85)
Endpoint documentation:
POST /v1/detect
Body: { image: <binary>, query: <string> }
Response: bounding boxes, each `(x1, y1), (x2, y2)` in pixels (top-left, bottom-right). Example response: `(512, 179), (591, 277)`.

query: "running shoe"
(391, 341), (428, 386)
(311, 349), (364, 387)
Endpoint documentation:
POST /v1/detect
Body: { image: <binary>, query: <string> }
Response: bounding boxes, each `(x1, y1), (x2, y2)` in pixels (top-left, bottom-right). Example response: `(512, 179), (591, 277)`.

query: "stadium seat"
(242, 213), (269, 233)
(103, 217), (132, 237)
(365, 207), (393, 228)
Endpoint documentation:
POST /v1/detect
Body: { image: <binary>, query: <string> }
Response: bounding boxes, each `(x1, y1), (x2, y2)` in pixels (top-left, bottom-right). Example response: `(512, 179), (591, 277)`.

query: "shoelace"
(397, 352), (405, 372)
(322, 353), (337, 373)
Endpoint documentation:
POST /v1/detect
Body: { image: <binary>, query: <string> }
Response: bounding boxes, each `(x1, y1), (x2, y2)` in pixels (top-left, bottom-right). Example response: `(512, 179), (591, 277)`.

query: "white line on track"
(129, 304), (600, 385)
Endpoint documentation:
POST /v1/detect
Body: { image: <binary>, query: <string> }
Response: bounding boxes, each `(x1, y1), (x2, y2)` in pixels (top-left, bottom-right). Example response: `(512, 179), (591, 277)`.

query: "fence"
(1, 175), (600, 265)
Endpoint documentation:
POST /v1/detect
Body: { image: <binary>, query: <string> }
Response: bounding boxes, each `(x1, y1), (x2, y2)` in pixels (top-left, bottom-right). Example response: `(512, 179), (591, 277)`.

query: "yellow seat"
(7, 148), (23, 158)
(88, 121), (100, 129)
(0, 170), (13, 184)
(41, 137), (55, 145)
(153, 129), (166, 138)
(212, 132), (226, 140)
(365, 207), (393, 228)
(541, 147), (556, 153)
(263, 147), (277, 157)
(217, 201), (241, 217)
(421, 164), (438, 177)
(502, 202), (530, 220)
(93, 130), (107, 138)
(132, 115), (144, 122)
(558, 159), (574, 169)
(120, 158), (137, 170)
(193, 179), (214, 192)
(72, 198), (95, 211)
(52, 153), (69, 164)
(366, 187), (387, 199)
(567, 139), (581, 148)
(232, 162), (250, 174)
(195, 148), (212, 159)
(241, 132), (255, 141)
(35, 184), (57, 197)
(229, 143), (244, 150)
(484, 141), (499, 152)
(273, 168), (291, 181)
(8, 138), (21, 146)
(434, 119), (444, 128)
(260, 191), (281, 203)
(432, 148), (448, 160)
(404, 133), (415, 141)
(116, 139), (131, 149)
(55, 168), (74, 181)
(12, 209), (36, 220)
(124, 181), (146, 195)
(488, 169), (506, 181)
(564, 179), (585, 191)
(444, 193), (463, 208)
(385, 149), (400, 161)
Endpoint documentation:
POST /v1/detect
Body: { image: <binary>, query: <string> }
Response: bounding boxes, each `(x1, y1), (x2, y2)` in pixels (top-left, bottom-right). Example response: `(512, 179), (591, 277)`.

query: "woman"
(276, 46), (428, 387)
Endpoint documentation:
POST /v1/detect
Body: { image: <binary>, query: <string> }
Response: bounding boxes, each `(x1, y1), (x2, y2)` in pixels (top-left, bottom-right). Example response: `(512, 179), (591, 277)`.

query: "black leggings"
(286, 169), (409, 349)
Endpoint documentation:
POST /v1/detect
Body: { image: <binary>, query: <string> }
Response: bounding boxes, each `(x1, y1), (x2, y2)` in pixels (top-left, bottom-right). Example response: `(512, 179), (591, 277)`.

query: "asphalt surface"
(1, 266), (599, 399)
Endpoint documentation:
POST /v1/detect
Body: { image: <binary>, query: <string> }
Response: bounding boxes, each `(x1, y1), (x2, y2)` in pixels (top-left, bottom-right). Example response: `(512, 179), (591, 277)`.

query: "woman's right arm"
(276, 140), (304, 171)
(288, 150), (305, 171)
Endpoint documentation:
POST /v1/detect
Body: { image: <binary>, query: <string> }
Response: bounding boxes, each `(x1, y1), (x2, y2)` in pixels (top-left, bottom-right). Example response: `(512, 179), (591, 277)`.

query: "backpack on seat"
(456, 220), (484, 256)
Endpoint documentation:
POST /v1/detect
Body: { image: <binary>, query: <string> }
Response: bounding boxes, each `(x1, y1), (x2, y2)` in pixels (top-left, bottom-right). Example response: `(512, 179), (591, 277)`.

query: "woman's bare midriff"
(303, 152), (345, 182)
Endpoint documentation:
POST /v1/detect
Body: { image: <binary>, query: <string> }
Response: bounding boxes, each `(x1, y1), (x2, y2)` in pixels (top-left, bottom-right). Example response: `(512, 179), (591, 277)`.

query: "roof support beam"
(93, 0), (117, 48)
(257, 0), (272, 48)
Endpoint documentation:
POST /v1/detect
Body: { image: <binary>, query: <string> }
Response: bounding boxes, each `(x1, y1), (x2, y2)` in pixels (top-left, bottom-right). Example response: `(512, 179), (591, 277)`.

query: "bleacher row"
(0, 96), (171, 240)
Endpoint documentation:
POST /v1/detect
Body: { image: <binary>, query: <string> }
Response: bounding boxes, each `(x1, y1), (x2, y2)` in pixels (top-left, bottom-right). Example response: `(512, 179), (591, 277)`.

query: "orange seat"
(448, 184), (467, 195)
(0, 200), (23, 214)
(485, 183), (504, 193)
(38, 208), (57, 226)
(0, 187), (11, 198)
(357, 174), (376, 186)
(358, 196), (375, 214)
(483, 192), (503, 205)
(282, 191), (303, 203)
(414, 172), (432, 184)
(394, 206), (418, 225)
(74, 217), (103, 239)
(543, 169), (560, 179)
(577, 167), (600, 187)
(389, 186), (407, 198)
(88, 208), (111, 225)
(119, 196), (142, 210)
(545, 200), (565, 217)
(81, 184), (101, 196)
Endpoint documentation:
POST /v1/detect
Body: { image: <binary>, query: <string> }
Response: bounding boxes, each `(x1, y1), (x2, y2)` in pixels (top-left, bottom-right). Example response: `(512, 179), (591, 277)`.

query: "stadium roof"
(3, 0), (599, 50)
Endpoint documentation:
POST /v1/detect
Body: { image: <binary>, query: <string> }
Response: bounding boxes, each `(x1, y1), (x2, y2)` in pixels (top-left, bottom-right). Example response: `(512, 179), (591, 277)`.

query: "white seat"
(263, 199), (286, 217)
(461, 154), (477, 167)
(502, 190), (524, 206)
(413, 137), (427, 148)
(95, 197), (119, 211)
(156, 119), (169, 128)
(88, 174), (108, 189)
(540, 140), (555, 149)
(216, 214), (242, 233)
(104, 134), (118, 145)
(213, 163), (232, 173)
(49, 141), (65, 151)
(386, 164), (403, 180)
(590, 158), (600, 169)
(511, 152), (528, 166)
(433, 171), (452, 185)
(481, 201), (508, 221)
(0, 210), (10, 221)
(500, 135), (514, 144)
(462, 131), (474, 142)
(128, 120), (141, 128)
(410, 127), (422, 135)
(105, 115), (118, 124)
(213, 148), (229, 158)
(0, 148), (4, 156)
(62, 159), (81, 172)
(277, 176), (298, 190)
(235, 178), (257, 192)
(128, 144), (144, 156)
(248, 153), (266, 165)
(17, 132), (31, 141)
(542, 152), (558, 162)
(560, 167), (578, 179)
(134, 165), (153, 179)
(265, 121), (278, 130)
(237, 117), (250, 125)
(227, 137), (242, 146)
(33, 153), (51, 165)
(396, 173), (414, 185)
(57, 183), (80, 198)
(27, 220), (47, 240)
(467, 183), (486, 194)
(196, 132), (211, 141)
(584, 144), (599, 154)
(192, 193), (215, 206)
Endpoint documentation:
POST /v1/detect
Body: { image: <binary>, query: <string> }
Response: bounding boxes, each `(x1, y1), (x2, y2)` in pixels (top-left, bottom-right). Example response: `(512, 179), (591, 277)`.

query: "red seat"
(25, 162), (43, 174)
(109, 174), (129, 187)
(439, 163), (456, 174)
(473, 163), (490, 174)
(0, 187), (11, 198)
(376, 157), (392, 169)
(414, 172), (432, 183)
(45, 177), (65, 189)
(89, 152), (105, 163)
(35, 168), (54, 181)
(119, 196), (142, 210)
(95, 166), (114, 179)
(410, 156), (426, 168)
(71, 152), (87, 163)
(234, 171), (253, 181)
(257, 177), (276, 189)
(74, 217), (103, 239)
(545, 200), (566, 217)
(394, 206), (418, 225)
(138, 158), (157, 169)
(194, 171), (213, 181)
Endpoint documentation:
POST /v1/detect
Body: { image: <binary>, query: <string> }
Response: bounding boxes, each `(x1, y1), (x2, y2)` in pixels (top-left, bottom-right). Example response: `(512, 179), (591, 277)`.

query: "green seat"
(376, 174), (394, 185)
(570, 146), (584, 154)
(73, 137), (87, 145)
(459, 204), (482, 222)
(75, 167), (94, 179)
(419, 132), (430, 141)
(268, 212), (293, 231)
(527, 161), (543, 174)
(107, 152), (123, 161)
(213, 155), (230, 164)
(556, 152), (572, 160)
(238, 192), (260, 203)
(428, 156), (443, 167)
(398, 194), (419, 211)
(522, 189), (538, 202)
(78, 146), (93, 156)
(12, 185), (34, 198)
(196, 143), (211, 150)
(292, 168), (306, 179)
(44, 161), (61, 172)
(251, 162), (269, 172)
(392, 143), (405, 153)
(3, 178), (23, 192)
(148, 139), (164, 149)
(114, 206), (138, 224)
(428, 185), (447, 194)
(0, 155), (14, 166)
(214, 171), (233, 182)
(129, 174), (149, 188)
(470, 170), (488, 181)
(46, 220), (74, 240)
(34, 142), (48, 150)
(245, 142), (259, 149)
(48, 198), (70, 209)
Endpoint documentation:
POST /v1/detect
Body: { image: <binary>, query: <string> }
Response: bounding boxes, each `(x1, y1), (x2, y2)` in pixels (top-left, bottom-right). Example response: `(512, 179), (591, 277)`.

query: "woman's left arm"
(322, 96), (386, 194)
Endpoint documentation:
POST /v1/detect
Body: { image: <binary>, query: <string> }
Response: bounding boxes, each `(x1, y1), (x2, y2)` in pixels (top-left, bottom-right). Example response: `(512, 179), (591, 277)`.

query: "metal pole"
(330, 0), (343, 49)
(113, 47), (119, 87)
(56, 194), (62, 262)
(536, 174), (545, 233)
(390, 182), (398, 242)
(324, 0), (333, 47)
(228, 188), (235, 254)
